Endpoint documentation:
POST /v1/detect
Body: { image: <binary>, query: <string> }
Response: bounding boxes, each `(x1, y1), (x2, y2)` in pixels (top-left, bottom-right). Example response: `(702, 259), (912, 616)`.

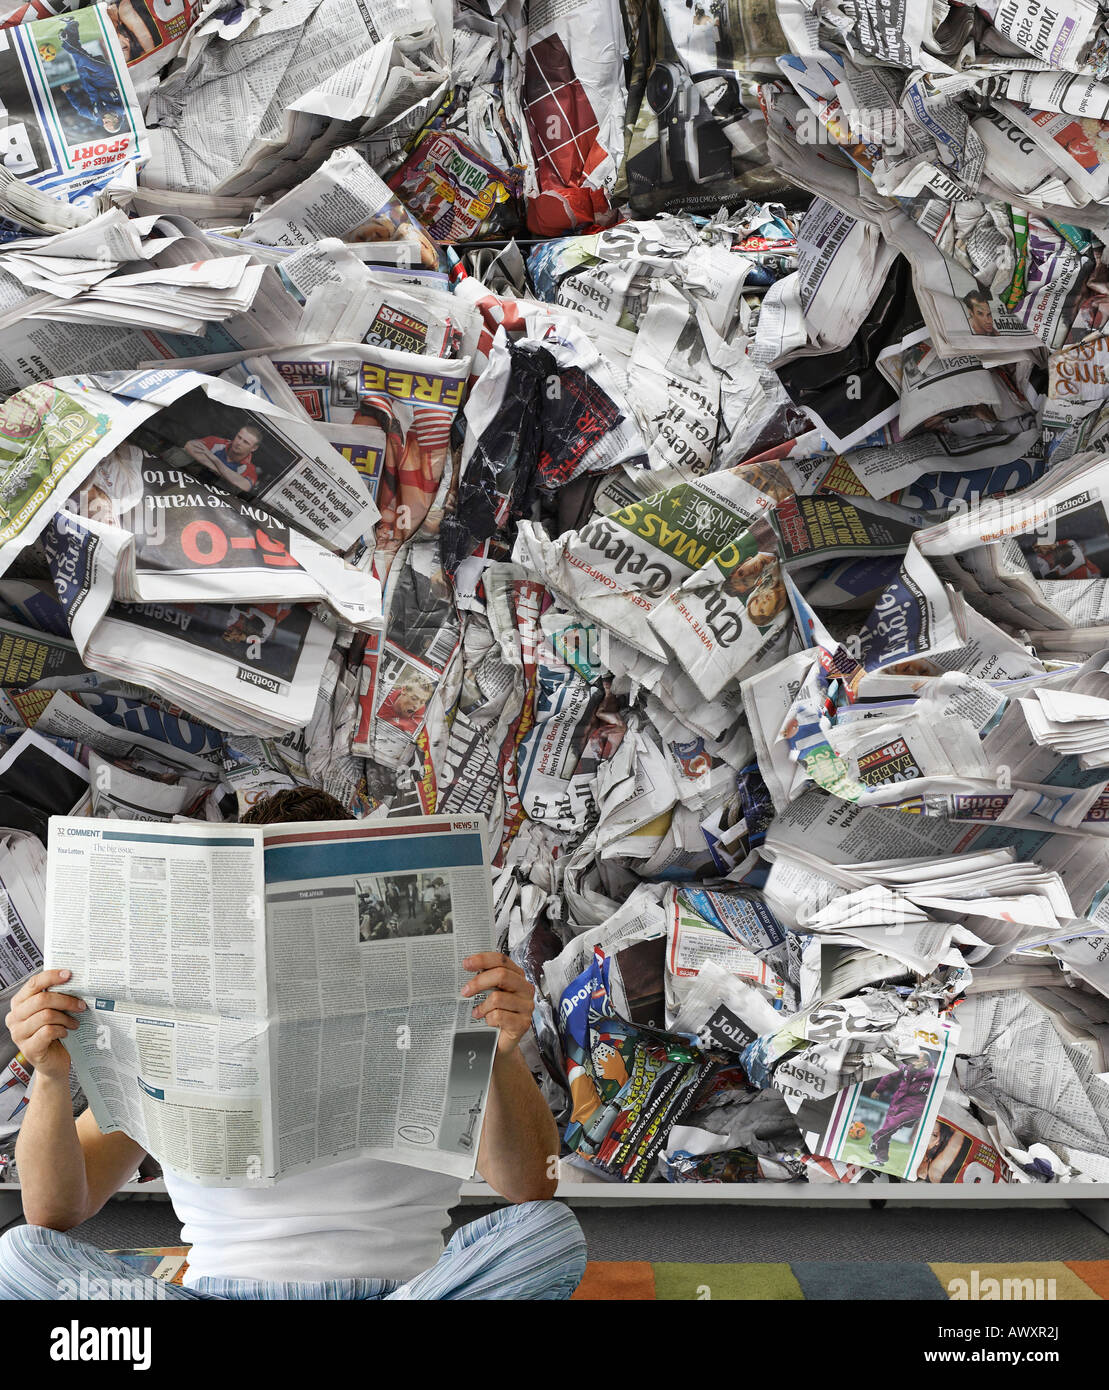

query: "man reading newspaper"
(0, 788), (585, 1300)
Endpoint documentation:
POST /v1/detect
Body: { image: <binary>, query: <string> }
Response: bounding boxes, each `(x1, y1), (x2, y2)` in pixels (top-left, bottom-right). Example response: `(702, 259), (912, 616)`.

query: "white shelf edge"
(1, 1177), (1100, 1205)
(459, 1180), (1102, 1204)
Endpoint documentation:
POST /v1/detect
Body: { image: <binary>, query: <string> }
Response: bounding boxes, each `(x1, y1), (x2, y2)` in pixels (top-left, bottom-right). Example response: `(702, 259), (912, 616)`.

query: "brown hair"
(240, 786), (354, 824)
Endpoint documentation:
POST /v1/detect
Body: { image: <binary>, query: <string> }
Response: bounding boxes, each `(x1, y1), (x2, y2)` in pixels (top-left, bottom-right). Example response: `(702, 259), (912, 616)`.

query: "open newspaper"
(44, 814), (500, 1184)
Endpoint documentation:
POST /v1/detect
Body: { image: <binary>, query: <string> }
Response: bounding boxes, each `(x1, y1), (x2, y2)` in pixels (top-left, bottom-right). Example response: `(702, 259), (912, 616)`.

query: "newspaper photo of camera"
(625, 0), (769, 211)
(645, 61), (734, 186)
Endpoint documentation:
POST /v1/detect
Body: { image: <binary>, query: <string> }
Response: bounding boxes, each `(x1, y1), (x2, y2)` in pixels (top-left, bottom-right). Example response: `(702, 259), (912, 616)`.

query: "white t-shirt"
(164, 1155), (462, 1287)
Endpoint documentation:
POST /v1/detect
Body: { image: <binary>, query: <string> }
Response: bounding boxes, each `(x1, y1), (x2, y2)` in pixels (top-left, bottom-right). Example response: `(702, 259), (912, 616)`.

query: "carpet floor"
(23, 1195), (1109, 1279)
(102, 1245), (1109, 1300)
(571, 1258), (1109, 1300)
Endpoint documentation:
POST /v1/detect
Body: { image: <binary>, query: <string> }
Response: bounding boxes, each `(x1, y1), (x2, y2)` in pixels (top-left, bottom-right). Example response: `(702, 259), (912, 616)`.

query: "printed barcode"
(424, 626), (459, 668)
(915, 198), (948, 239)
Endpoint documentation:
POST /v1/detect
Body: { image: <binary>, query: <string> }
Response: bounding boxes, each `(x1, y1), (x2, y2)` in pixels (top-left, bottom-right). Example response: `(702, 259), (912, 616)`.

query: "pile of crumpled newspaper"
(0, 0), (1109, 1185)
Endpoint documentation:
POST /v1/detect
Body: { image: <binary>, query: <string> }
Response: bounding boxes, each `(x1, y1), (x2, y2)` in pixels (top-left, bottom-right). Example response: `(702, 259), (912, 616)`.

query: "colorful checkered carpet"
(570, 1260), (1109, 1300)
(110, 1248), (1109, 1299)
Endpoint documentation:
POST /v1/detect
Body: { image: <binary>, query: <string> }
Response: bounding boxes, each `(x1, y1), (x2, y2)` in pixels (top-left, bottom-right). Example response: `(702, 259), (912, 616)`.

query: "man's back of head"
(240, 786), (354, 825)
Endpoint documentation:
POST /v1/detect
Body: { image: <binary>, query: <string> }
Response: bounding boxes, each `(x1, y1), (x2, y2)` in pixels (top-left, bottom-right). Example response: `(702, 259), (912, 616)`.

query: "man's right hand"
(182, 439), (222, 472)
(5, 969), (85, 1082)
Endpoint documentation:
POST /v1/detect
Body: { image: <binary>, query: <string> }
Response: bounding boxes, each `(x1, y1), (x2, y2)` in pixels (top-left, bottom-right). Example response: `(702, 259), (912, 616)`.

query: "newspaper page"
(0, 828), (44, 990)
(241, 147), (439, 270)
(250, 343), (470, 758)
(116, 368), (380, 555)
(780, 1003), (960, 1180)
(955, 989), (1109, 1170)
(101, 0), (195, 99)
(617, 0), (788, 219)
(76, 449), (381, 632)
(0, 375), (165, 580)
(0, 0), (195, 95)
(42, 507), (339, 737)
(260, 342), (468, 566)
(0, 365), (377, 600)
(0, 5), (146, 239)
(514, 469), (779, 663)
(262, 816), (497, 1178)
(918, 453), (1109, 633)
(140, 0), (443, 197)
(46, 816), (274, 1183)
(33, 688), (222, 780)
(45, 814), (499, 1184)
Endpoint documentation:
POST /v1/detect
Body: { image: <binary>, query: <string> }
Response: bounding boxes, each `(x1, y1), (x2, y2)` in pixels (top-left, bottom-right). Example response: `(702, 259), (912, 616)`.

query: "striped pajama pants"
(0, 1199), (587, 1300)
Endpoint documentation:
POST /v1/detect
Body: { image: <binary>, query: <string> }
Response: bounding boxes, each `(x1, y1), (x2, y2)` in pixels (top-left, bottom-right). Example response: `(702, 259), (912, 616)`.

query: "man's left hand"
(461, 953), (535, 1055)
